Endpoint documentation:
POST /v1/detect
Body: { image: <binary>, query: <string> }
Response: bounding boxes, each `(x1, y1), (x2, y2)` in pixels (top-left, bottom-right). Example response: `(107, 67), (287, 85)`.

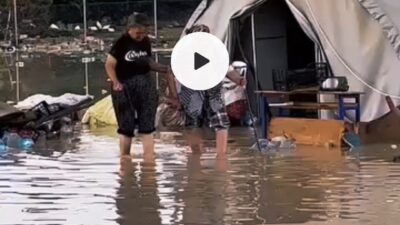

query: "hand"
(165, 97), (181, 110)
(166, 66), (173, 75)
(113, 81), (124, 91)
(238, 77), (247, 87)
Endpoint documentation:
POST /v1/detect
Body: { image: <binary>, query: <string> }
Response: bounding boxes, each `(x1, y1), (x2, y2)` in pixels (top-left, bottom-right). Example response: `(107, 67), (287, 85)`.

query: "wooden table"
(255, 90), (364, 139)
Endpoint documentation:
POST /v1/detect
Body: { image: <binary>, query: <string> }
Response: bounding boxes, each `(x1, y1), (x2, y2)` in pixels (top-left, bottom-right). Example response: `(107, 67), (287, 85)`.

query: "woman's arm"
(164, 70), (181, 109)
(148, 58), (170, 73)
(105, 54), (123, 91)
(166, 71), (179, 99)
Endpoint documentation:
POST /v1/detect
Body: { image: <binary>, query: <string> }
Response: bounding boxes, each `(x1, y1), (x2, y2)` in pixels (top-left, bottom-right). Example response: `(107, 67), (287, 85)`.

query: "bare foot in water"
(119, 155), (133, 177)
(215, 156), (229, 172)
(216, 152), (228, 160)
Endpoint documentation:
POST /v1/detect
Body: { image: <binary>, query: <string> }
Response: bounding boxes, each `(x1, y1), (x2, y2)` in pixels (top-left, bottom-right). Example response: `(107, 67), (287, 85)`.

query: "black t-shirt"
(109, 34), (152, 81)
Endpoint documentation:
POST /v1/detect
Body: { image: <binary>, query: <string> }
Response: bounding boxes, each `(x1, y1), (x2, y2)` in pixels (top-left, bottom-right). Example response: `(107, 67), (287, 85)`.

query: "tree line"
(0, 0), (200, 39)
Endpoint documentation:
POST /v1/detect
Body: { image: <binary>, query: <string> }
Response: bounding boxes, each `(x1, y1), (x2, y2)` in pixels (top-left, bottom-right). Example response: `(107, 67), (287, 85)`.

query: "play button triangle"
(194, 52), (210, 70)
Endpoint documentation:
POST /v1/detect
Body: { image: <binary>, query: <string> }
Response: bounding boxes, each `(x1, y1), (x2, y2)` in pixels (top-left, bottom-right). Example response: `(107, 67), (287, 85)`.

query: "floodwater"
(0, 53), (170, 102)
(1, 125), (400, 225)
(2, 54), (400, 224)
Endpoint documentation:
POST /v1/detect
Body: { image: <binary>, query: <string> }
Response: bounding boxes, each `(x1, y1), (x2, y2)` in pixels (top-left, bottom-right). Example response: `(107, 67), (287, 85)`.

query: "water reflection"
(179, 154), (230, 225)
(116, 156), (161, 225)
(1, 128), (400, 224)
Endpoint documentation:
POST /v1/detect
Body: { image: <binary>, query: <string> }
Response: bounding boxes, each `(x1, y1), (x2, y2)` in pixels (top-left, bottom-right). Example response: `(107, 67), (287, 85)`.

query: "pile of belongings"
(222, 77), (249, 125)
(81, 95), (185, 129)
(0, 93), (93, 150)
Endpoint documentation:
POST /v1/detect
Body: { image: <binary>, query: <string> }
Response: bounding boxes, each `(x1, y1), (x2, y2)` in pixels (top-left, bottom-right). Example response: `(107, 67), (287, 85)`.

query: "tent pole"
(83, 0), (87, 44)
(251, 13), (259, 114)
(154, 0), (159, 90)
(13, 0), (20, 102)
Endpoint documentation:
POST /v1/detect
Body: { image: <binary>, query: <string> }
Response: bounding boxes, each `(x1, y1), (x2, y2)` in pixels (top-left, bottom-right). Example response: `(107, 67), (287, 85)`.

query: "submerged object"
(343, 133), (362, 149)
(3, 130), (21, 149)
(19, 138), (34, 150)
(0, 140), (6, 151)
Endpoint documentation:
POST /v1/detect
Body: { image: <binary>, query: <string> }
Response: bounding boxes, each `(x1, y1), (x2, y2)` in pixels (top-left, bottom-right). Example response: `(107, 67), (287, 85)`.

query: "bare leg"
(216, 129), (228, 158)
(119, 154), (133, 177)
(185, 129), (204, 154)
(215, 156), (229, 172)
(119, 134), (132, 156)
(141, 133), (155, 162)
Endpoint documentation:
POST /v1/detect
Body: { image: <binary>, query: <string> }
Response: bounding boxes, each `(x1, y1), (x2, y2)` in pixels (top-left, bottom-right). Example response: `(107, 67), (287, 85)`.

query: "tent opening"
(232, 0), (317, 118)
(252, 0), (315, 91)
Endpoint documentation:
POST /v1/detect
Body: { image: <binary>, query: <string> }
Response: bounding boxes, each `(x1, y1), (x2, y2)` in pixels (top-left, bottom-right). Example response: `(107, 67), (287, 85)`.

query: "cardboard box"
(269, 118), (345, 147)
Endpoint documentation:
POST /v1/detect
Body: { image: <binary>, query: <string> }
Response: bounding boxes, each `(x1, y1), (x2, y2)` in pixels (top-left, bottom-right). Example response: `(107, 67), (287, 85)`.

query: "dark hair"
(127, 12), (150, 28)
(185, 24), (210, 34)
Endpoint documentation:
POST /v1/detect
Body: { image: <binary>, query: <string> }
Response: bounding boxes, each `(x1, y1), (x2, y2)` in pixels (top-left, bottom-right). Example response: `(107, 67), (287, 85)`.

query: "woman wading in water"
(168, 25), (246, 157)
(105, 13), (175, 159)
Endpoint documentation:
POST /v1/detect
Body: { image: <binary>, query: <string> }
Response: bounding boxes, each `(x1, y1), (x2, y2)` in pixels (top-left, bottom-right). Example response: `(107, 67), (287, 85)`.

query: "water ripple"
(1, 129), (400, 224)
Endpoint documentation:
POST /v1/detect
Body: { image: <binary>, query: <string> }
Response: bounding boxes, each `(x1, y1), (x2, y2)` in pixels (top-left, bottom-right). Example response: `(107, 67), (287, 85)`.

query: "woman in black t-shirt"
(105, 13), (173, 158)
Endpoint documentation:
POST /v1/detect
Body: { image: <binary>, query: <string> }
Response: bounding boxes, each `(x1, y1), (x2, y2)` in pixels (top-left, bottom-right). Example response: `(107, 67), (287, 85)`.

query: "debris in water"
(251, 137), (296, 151)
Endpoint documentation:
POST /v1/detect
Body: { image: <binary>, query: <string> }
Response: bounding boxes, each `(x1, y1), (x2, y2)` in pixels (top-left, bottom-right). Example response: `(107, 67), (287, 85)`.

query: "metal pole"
(84, 62), (89, 96)
(83, 0), (89, 95)
(83, 0), (87, 44)
(82, 0), (89, 95)
(154, 0), (158, 38)
(251, 14), (259, 115)
(154, 0), (159, 90)
(4, 8), (11, 42)
(13, 0), (20, 102)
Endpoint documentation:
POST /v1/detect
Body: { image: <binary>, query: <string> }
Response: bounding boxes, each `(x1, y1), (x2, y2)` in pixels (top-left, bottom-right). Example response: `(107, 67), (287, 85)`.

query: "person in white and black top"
(105, 13), (174, 158)
(167, 25), (246, 158)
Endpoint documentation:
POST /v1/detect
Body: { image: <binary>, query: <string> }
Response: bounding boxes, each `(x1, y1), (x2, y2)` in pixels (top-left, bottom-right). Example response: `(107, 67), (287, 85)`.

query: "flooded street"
(1, 126), (400, 225)
(1, 46), (400, 225)
(1, 0), (400, 223)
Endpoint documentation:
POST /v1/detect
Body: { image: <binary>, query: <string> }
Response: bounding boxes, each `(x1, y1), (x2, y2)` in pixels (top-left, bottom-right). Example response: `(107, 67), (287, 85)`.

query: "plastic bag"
(81, 95), (117, 126)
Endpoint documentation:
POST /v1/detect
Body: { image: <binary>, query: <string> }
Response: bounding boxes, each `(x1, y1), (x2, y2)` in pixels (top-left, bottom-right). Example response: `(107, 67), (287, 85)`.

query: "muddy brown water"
(2, 54), (400, 225)
(1, 125), (400, 225)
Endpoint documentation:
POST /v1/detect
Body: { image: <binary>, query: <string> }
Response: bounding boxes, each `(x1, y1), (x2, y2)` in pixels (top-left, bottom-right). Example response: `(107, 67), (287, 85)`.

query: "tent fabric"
(287, 0), (400, 122)
(358, 0), (400, 58)
(181, 0), (209, 38)
(187, 0), (400, 122)
(194, 0), (263, 41)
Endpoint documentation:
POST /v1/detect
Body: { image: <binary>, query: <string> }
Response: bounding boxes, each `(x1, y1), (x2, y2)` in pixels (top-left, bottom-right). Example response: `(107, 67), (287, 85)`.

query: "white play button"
(171, 32), (229, 91)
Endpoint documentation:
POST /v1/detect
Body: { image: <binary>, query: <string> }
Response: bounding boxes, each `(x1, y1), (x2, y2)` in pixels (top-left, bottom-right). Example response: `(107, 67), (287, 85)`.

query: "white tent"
(184, 0), (400, 122)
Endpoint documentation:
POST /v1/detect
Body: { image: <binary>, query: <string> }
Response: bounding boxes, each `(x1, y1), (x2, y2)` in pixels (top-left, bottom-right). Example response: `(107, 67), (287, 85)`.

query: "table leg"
(355, 95), (361, 123)
(354, 95), (361, 134)
(259, 96), (268, 139)
(338, 95), (345, 120)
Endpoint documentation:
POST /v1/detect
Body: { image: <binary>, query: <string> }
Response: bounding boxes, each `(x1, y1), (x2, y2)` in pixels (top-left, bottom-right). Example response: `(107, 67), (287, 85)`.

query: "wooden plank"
(268, 102), (358, 110)
(269, 118), (345, 147)
(255, 90), (364, 96)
